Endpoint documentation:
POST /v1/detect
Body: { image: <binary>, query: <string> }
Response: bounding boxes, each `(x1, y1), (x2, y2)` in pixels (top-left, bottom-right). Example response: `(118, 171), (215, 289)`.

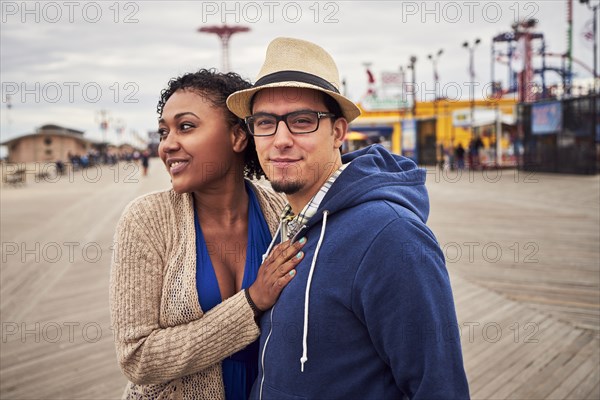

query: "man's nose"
(273, 120), (294, 148)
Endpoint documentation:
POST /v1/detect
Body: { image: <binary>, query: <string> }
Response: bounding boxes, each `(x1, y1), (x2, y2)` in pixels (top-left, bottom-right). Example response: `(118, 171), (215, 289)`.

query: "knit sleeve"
(109, 194), (260, 385)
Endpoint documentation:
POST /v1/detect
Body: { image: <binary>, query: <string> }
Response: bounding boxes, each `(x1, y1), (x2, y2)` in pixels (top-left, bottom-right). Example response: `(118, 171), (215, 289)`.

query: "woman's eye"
(180, 123), (194, 130)
(157, 128), (168, 140)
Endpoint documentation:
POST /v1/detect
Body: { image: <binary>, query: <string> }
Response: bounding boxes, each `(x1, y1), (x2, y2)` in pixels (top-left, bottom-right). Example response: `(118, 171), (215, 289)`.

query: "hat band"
(254, 71), (340, 94)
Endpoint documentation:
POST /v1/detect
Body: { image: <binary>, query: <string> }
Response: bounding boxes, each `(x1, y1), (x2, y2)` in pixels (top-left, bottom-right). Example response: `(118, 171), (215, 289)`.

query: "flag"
(381, 72), (403, 86)
(365, 68), (376, 96)
(366, 68), (375, 84)
(581, 18), (594, 50)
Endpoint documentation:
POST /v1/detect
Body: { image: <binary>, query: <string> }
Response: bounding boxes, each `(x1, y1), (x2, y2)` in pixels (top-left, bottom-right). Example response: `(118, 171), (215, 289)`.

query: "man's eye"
(292, 118), (312, 124)
(290, 115), (316, 126)
(256, 119), (275, 127)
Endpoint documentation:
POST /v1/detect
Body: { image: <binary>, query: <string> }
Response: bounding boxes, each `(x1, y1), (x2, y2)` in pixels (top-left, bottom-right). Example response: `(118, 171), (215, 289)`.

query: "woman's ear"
(231, 123), (249, 153)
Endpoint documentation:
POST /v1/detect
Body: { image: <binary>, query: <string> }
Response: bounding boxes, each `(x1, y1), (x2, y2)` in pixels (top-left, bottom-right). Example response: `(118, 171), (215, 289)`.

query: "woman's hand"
(248, 238), (306, 311)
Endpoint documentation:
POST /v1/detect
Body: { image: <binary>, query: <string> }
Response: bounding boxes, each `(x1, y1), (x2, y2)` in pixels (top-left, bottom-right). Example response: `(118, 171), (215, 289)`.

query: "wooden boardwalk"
(428, 168), (600, 333)
(1, 161), (598, 399)
(428, 167), (600, 399)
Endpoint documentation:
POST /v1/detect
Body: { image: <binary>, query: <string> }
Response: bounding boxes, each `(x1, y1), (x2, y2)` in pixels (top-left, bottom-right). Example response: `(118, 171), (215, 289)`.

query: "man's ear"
(231, 123), (249, 153)
(332, 117), (348, 149)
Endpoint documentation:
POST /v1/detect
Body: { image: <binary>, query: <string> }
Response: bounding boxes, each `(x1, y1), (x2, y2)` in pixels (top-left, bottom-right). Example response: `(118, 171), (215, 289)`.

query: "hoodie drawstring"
(262, 222), (282, 263)
(300, 210), (329, 372)
(258, 221), (282, 400)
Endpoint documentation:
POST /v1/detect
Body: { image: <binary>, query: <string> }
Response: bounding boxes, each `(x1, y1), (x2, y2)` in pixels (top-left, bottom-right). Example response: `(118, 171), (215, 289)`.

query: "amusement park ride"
(198, 24), (250, 72)
(492, 0), (598, 102)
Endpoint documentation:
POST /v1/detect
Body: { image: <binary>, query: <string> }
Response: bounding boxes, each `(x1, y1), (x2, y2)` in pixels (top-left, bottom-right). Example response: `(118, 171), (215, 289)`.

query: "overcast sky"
(1, 0), (597, 148)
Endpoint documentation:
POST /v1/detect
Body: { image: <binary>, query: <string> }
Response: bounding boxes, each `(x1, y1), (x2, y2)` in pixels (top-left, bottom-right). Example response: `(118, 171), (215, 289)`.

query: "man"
(227, 37), (469, 400)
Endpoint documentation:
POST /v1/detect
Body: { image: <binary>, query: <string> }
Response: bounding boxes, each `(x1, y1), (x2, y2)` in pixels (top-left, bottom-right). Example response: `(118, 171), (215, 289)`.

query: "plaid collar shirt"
(279, 162), (350, 242)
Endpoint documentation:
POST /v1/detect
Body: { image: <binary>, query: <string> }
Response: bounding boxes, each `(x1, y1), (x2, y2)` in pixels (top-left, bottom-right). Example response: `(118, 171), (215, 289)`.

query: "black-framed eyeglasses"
(244, 110), (336, 137)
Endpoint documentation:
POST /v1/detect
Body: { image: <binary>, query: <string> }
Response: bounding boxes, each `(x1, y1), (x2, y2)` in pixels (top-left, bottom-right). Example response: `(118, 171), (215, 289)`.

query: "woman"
(110, 69), (305, 399)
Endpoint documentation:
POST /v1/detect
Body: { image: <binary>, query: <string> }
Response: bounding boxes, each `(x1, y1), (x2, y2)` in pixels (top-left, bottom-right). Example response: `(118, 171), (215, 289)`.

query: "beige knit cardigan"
(109, 181), (285, 400)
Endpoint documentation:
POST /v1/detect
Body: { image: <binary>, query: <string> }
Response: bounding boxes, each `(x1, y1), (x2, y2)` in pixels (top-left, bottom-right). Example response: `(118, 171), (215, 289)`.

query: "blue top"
(194, 181), (271, 400)
(250, 145), (470, 400)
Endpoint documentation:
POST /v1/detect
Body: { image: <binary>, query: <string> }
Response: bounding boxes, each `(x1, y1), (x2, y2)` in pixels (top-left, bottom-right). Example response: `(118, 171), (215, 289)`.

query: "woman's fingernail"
(296, 251), (303, 259)
(299, 237), (306, 244)
(289, 270), (296, 277)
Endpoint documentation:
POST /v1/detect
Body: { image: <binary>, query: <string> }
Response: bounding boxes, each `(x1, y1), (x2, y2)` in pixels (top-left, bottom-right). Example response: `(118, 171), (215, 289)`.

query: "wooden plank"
(466, 311), (549, 388)
(586, 382), (600, 400)
(568, 364), (600, 399)
(473, 324), (584, 399)
(462, 308), (541, 373)
(506, 332), (597, 399)
(553, 359), (600, 399)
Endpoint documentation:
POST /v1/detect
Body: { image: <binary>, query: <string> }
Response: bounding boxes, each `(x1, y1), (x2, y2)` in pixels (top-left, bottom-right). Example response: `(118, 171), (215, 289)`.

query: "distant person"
(438, 143), (445, 170)
(468, 136), (484, 169)
(475, 136), (484, 166)
(455, 143), (466, 170)
(68, 152), (79, 170)
(140, 150), (149, 176)
(80, 154), (89, 168)
(110, 69), (306, 399)
(227, 37), (469, 399)
(55, 160), (65, 176)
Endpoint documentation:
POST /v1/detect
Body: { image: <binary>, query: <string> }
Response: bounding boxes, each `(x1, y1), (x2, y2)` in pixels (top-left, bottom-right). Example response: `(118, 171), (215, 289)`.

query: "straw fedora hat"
(227, 37), (361, 122)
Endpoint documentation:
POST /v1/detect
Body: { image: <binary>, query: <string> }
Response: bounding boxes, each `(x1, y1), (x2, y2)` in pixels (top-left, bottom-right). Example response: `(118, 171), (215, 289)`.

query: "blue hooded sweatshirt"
(251, 145), (470, 400)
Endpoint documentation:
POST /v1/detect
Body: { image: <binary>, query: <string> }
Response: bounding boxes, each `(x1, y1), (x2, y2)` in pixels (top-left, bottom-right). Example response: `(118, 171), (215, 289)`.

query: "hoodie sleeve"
(351, 217), (470, 400)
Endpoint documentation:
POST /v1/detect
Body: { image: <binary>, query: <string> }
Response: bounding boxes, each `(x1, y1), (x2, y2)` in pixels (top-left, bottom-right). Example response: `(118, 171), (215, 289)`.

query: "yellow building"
(349, 97), (518, 164)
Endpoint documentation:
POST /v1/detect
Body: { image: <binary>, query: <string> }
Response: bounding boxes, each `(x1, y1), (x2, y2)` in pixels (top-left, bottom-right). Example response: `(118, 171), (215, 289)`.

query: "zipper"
(259, 303), (276, 400)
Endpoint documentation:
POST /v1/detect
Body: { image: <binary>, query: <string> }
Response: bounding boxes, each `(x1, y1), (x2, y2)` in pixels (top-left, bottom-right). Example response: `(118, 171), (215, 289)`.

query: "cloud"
(0, 0), (595, 146)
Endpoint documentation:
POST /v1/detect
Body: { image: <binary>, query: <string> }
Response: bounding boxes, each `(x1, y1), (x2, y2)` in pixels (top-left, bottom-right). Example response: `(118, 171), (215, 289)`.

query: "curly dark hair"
(157, 68), (264, 180)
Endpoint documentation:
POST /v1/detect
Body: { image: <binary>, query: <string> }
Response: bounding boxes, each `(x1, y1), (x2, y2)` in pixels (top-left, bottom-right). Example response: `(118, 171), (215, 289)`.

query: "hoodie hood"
(320, 144), (429, 224)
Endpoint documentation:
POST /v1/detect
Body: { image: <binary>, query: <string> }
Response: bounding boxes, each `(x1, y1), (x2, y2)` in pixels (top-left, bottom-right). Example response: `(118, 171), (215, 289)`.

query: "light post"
(5, 94), (12, 138)
(463, 39), (481, 137)
(408, 55), (418, 117)
(96, 109), (111, 143)
(580, 0), (599, 93)
(427, 49), (444, 101)
(580, 0), (598, 171)
(427, 49), (444, 117)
